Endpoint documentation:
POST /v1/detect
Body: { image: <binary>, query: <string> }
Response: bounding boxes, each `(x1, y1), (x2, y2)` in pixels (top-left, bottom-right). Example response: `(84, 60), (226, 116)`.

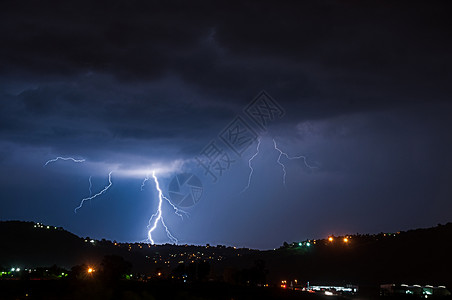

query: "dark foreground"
(0, 280), (350, 300)
(2, 280), (452, 300)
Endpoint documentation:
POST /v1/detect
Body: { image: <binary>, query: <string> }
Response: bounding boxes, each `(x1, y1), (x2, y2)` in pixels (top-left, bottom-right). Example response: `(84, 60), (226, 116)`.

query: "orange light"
(157, 272), (162, 276)
(328, 237), (334, 242)
(343, 237), (349, 243)
(87, 267), (94, 273)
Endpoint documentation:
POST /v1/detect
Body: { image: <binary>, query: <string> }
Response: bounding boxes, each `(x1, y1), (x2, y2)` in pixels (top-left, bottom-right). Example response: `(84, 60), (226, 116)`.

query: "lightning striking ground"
(44, 157), (85, 166)
(75, 171), (113, 213)
(147, 171), (178, 244)
(43, 157), (185, 242)
(273, 139), (316, 185)
(241, 138), (261, 193)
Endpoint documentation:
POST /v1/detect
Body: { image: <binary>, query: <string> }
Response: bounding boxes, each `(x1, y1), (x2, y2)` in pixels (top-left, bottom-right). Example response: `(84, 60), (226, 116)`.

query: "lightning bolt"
(162, 194), (189, 219)
(74, 171), (113, 213)
(147, 171), (178, 244)
(241, 138), (261, 193)
(88, 176), (92, 196)
(141, 173), (188, 219)
(273, 138), (316, 185)
(44, 156), (85, 166)
(140, 175), (149, 191)
(88, 175), (93, 206)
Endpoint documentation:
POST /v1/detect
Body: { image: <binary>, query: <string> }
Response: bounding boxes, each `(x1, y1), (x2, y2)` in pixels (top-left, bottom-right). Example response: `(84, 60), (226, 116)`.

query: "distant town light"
(328, 237), (334, 242)
(306, 242), (311, 247)
(87, 267), (94, 273)
(325, 291), (334, 296)
(298, 242), (302, 246)
(343, 238), (349, 243)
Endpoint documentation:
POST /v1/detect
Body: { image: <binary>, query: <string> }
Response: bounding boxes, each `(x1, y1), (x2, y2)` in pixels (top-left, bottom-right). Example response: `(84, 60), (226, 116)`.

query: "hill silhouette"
(255, 223), (452, 287)
(1, 220), (451, 289)
(0, 221), (152, 272)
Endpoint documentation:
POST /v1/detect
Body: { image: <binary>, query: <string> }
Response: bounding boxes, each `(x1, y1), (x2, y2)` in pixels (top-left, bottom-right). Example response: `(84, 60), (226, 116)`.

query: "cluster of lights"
(1, 268), (68, 279)
(144, 250), (227, 265)
(34, 223), (57, 230)
(281, 280), (287, 288)
(327, 236), (351, 243)
(298, 241), (311, 247)
(280, 279), (300, 289)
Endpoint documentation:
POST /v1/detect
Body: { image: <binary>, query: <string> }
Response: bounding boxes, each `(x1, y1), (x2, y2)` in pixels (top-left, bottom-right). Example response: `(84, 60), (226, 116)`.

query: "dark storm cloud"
(0, 1), (211, 79)
(2, 1), (451, 112)
(2, 0), (451, 172)
(0, 77), (235, 161)
(1, 0), (451, 156)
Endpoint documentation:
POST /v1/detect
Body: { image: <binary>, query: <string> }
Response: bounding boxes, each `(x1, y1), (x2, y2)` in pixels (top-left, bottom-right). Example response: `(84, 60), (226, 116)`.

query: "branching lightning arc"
(140, 175), (149, 191)
(147, 171), (179, 244)
(273, 138), (316, 185)
(43, 156), (185, 243)
(44, 157), (85, 166)
(88, 175), (93, 205)
(141, 174), (189, 219)
(88, 176), (92, 196)
(241, 138), (261, 193)
(74, 171), (113, 213)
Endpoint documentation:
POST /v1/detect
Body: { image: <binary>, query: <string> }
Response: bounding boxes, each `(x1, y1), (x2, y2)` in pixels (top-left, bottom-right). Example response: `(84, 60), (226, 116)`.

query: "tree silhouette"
(100, 255), (132, 282)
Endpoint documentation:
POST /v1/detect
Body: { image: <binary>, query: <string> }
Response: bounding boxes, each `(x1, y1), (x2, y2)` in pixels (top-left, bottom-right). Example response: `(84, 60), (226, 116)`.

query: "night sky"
(1, 1), (452, 249)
